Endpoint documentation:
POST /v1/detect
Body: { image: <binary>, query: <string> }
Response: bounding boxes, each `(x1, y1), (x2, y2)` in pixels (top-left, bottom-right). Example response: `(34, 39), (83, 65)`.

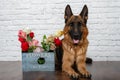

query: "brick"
(0, 0), (120, 61)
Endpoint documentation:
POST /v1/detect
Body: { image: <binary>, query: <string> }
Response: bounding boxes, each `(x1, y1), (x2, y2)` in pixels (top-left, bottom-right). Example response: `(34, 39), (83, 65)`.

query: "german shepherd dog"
(55, 4), (92, 79)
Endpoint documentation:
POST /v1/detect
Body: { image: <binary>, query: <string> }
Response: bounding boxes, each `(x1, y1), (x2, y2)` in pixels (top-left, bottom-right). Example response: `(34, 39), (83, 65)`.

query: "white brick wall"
(0, 0), (120, 61)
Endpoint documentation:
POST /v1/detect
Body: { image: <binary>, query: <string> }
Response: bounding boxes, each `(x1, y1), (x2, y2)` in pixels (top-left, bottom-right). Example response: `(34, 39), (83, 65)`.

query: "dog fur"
(54, 5), (92, 77)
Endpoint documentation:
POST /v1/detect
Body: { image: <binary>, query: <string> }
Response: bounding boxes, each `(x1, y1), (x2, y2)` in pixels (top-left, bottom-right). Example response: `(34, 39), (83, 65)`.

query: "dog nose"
(73, 34), (79, 39)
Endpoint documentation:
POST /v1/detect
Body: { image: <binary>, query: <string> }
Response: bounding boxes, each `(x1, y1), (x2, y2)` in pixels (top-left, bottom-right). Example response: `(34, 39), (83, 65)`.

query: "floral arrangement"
(18, 28), (63, 52)
(41, 30), (63, 51)
(18, 28), (40, 52)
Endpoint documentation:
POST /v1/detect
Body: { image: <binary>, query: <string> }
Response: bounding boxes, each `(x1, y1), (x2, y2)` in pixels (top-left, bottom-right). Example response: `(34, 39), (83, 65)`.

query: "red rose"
(29, 32), (34, 39)
(54, 37), (62, 46)
(18, 37), (26, 43)
(21, 42), (29, 52)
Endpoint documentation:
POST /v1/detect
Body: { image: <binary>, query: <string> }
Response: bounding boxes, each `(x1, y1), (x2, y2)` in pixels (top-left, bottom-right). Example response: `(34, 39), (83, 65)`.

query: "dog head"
(64, 5), (89, 45)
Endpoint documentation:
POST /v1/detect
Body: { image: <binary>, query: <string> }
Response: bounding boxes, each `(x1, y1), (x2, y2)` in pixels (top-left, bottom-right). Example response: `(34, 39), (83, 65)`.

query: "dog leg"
(62, 55), (79, 78)
(76, 56), (91, 78)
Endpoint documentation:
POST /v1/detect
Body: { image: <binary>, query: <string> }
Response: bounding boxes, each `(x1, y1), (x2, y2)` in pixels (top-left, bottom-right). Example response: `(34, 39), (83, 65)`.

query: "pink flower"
(32, 39), (39, 46)
(29, 39), (39, 47)
(18, 30), (26, 39)
(33, 46), (44, 53)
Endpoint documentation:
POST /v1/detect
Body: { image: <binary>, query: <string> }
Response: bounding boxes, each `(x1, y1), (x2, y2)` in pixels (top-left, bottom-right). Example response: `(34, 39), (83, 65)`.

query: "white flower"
(23, 27), (31, 34)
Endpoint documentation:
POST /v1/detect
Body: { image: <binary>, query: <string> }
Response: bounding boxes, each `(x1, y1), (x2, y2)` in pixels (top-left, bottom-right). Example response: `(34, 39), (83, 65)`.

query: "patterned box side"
(22, 52), (54, 71)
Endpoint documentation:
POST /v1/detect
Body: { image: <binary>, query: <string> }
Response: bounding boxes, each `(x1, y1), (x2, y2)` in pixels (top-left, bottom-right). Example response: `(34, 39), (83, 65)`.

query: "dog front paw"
(80, 70), (91, 78)
(67, 70), (79, 78)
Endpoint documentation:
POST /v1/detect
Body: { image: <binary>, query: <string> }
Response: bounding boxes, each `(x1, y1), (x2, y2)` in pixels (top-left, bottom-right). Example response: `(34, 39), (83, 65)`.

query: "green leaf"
(45, 44), (50, 51)
(41, 35), (50, 51)
(27, 35), (32, 41)
(28, 48), (33, 53)
(27, 46), (36, 53)
(43, 35), (47, 39)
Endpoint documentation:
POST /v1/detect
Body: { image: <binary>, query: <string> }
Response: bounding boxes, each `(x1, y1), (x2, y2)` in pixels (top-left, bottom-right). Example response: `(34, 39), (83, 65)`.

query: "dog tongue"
(73, 39), (79, 44)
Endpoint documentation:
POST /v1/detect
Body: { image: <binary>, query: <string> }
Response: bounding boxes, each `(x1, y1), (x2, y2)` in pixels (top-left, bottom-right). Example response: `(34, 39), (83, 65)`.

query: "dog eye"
(69, 23), (73, 26)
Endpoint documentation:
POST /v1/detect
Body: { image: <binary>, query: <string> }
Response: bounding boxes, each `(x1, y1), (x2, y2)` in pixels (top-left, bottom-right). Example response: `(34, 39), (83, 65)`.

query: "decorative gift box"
(22, 52), (55, 71)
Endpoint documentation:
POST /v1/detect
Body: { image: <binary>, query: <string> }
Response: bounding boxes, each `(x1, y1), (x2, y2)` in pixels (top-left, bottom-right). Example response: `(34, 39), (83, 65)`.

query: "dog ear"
(80, 5), (88, 24)
(64, 5), (73, 23)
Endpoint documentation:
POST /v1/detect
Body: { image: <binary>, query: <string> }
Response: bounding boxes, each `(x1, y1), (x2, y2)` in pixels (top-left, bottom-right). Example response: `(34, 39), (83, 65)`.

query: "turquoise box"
(22, 52), (55, 72)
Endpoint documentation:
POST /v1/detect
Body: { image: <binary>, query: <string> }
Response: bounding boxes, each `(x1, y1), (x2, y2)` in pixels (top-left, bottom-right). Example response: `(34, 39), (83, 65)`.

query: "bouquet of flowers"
(18, 27), (64, 52)
(18, 28), (41, 52)
(41, 30), (63, 51)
